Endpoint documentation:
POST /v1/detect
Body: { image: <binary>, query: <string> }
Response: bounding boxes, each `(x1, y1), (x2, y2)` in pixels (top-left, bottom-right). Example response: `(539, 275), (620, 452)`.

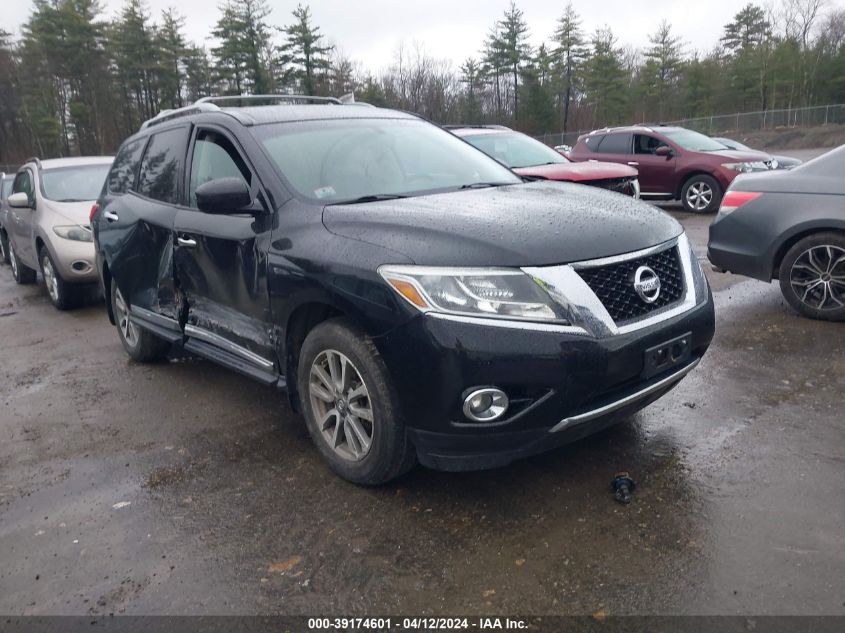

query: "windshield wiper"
(328, 193), (409, 205)
(459, 182), (511, 190)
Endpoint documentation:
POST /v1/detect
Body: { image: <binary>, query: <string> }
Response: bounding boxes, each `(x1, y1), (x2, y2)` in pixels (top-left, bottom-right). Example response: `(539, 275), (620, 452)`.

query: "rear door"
(97, 125), (189, 326)
(593, 132), (633, 168)
(173, 126), (277, 381)
(8, 168), (37, 267)
(632, 133), (677, 194)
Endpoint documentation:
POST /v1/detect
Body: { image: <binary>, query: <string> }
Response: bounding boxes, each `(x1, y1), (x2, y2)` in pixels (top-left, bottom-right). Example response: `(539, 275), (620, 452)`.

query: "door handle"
(103, 211), (119, 222)
(627, 161), (639, 166)
(177, 236), (197, 248)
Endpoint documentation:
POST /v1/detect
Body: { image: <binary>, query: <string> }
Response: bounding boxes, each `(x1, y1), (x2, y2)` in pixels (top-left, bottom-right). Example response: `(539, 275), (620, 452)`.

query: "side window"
(634, 134), (663, 155)
(12, 170), (34, 205)
(188, 131), (251, 208)
(108, 137), (146, 194)
(1, 178), (12, 199)
(596, 133), (632, 154)
(137, 126), (189, 204)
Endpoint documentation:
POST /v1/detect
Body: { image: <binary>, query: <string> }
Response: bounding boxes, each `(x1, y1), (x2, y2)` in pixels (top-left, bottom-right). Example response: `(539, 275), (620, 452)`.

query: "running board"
(184, 337), (285, 388)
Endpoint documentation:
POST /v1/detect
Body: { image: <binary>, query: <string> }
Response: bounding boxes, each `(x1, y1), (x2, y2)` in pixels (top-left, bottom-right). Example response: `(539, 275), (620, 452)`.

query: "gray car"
(6, 156), (112, 309)
(0, 172), (14, 264)
(713, 137), (803, 169)
(708, 145), (845, 321)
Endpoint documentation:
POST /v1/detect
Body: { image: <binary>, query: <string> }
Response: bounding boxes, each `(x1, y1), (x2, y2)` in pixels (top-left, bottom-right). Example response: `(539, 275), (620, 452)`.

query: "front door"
(173, 127), (277, 377)
(8, 168), (37, 267)
(631, 134), (678, 195)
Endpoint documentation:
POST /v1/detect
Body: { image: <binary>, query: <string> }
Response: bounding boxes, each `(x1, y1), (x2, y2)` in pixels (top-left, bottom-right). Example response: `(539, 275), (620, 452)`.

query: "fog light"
(462, 388), (509, 422)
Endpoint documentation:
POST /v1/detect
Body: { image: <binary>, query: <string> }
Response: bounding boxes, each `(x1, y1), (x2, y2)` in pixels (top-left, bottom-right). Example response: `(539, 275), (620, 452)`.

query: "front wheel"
(778, 232), (845, 322)
(110, 283), (171, 361)
(0, 230), (10, 265)
(297, 318), (416, 485)
(40, 246), (79, 310)
(681, 175), (722, 213)
(8, 239), (37, 284)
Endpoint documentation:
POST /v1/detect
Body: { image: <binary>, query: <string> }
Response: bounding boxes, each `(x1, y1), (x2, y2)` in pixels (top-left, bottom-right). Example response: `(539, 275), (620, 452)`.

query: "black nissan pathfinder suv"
(92, 95), (715, 485)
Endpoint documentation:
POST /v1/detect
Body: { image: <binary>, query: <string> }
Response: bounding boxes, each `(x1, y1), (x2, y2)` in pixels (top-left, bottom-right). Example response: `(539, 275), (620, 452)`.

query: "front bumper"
(374, 290), (714, 471)
(46, 235), (98, 282)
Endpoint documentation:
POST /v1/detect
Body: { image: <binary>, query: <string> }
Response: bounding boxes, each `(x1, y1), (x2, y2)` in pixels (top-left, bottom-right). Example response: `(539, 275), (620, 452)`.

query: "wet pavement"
(0, 211), (843, 616)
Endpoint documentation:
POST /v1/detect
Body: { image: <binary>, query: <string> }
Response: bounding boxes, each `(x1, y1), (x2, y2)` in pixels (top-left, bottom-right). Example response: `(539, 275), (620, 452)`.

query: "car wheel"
(39, 246), (78, 310)
(8, 239), (37, 284)
(110, 283), (171, 361)
(778, 232), (845, 322)
(681, 175), (722, 213)
(0, 231), (9, 265)
(297, 318), (416, 485)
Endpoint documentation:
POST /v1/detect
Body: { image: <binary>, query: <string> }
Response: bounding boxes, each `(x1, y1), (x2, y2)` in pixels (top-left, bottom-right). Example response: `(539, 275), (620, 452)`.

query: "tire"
(778, 232), (845, 322)
(297, 318), (416, 485)
(0, 230), (9, 265)
(39, 246), (79, 310)
(8, 239), (37, 284)
(110, 282), (171, 361)
(681, 174), (722, 213)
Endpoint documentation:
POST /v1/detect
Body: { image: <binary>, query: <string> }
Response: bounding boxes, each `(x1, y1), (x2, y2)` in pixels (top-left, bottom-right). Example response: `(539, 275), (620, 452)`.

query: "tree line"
(1, 0), (844, 165)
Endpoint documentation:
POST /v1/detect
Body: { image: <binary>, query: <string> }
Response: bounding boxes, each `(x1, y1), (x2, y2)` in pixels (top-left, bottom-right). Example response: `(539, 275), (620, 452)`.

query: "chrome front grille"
(575, 245), (686, 325)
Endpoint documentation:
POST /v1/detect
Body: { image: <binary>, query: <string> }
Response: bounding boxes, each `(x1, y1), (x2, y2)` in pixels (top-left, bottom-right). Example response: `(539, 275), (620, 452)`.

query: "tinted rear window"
(108, 138), (146, 194)
(137, 127), (189, 204)
(596, 133), (632, 154)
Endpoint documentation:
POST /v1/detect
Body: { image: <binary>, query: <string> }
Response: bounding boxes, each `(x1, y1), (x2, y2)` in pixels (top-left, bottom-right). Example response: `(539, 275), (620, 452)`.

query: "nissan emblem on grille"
(633, 265), (661, 303)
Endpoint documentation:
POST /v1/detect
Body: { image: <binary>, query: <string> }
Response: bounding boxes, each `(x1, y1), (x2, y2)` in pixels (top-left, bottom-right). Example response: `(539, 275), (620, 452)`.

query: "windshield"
(255, 118), (520, 204)
(41, 164), (110, 202)
(662, 129), (730, 152)
(463, 132), (569, 169)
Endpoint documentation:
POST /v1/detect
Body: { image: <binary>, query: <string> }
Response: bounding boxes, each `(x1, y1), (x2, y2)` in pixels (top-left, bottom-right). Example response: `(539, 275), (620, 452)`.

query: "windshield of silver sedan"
(255, 118), (521, 204)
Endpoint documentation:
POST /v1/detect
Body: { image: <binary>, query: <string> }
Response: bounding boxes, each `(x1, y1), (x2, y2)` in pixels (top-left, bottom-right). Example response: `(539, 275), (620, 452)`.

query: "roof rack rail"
(141, 103), (222, 130)
(24, 156), (42, 167)
(195, 94), (343, 106)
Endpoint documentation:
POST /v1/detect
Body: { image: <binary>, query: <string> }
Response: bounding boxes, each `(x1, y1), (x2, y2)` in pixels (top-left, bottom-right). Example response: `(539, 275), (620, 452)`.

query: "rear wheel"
(778, 233), (845, 321)
(297, 318), (415, 485)
(8, 239), (37, 284)
(39, 246), (79, 310)
(681, 174), (721, 213)
(110, 283), (171, 361)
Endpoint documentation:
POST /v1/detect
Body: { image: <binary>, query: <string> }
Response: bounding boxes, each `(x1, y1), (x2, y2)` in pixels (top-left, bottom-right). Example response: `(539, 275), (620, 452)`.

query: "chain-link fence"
(534, 103), (845, 148)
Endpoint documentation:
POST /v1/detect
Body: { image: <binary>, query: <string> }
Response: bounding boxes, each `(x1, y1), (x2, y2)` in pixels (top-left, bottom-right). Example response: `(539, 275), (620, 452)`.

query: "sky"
(4, 0), (844, 72)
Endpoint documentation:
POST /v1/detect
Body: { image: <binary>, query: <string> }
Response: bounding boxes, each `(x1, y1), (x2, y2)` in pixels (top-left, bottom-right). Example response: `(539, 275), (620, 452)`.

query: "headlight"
(53, 225), (93, 242)
(721, 161), (770, 173)
(378, 265), (568, 322)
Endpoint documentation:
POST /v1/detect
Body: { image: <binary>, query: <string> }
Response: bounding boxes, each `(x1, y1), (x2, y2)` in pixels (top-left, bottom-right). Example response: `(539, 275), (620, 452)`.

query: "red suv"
(567, 125), (775, 213)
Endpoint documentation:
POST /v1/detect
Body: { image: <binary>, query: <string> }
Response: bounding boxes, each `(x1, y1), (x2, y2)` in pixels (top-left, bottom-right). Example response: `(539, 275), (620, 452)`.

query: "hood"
(44, 199), (95, 225)
(513, 161), (638, 182)
(323, 181), (682, 267)
(711, 149), (773, 162)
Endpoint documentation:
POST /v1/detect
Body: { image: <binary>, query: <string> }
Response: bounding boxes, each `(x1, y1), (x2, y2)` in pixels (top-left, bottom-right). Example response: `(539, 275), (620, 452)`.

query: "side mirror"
(195, 177), (253, 214)
(7, 192), (32, 209)
(655, 145), (673, 157)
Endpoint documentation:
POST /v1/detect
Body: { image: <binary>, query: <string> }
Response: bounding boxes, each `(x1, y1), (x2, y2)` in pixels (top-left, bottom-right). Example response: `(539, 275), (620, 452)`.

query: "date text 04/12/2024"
(306, 617), (529, 630)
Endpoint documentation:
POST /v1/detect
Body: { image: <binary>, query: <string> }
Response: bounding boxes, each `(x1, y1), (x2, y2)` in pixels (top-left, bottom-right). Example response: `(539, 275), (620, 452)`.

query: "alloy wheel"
(9, 241), (18, 278)
(789, 244), (845, 311)
(309, 349), (374, 462)
(41, 253), (59, 303)
(113, 287), (139, 347)
(686, 181), (713, 211)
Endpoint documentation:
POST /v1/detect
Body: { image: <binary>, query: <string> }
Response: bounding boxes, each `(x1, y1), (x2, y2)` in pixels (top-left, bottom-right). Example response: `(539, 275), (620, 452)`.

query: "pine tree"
(495, 1), (531, 119)
(583, 27), (629, 126)
(278, 4), (334, 95)
(642, 20), (684, 120)
(552, 2), (587, 132)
